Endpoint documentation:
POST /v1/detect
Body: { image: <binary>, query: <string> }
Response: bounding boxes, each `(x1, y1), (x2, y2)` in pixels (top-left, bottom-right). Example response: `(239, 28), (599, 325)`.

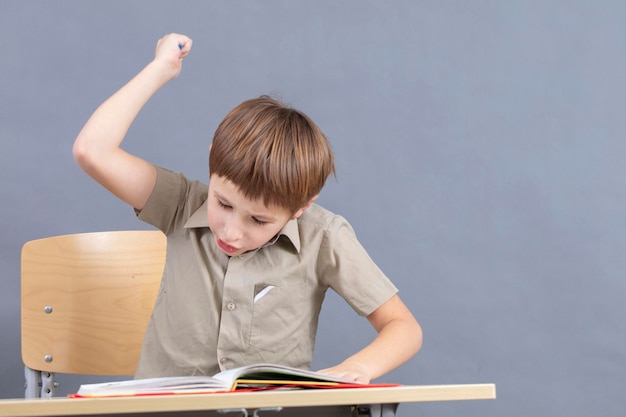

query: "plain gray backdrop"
(2, 1), (625, 416)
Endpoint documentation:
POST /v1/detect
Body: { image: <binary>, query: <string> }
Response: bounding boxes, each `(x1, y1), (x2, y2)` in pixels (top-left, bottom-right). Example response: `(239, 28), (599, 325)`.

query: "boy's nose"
(223, 219), (243, 242)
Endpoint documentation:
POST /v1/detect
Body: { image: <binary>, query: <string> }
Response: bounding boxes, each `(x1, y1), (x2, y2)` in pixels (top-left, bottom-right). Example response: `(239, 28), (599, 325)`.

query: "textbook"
(71, 363), (399, 397)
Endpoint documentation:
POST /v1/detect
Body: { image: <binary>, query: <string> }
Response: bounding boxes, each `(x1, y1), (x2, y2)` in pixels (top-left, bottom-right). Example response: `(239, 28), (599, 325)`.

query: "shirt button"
(227, 301), (236, 310)
(219, 358), (228, 365)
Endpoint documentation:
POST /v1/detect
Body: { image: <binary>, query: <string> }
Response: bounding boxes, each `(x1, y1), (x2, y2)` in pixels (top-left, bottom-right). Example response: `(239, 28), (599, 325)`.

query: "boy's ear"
(293, 195), (319, 219)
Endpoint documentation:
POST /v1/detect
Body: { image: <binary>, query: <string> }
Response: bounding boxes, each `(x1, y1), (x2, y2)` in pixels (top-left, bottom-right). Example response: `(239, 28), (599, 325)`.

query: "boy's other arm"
(73, 34), (192, 210)
(317, 294), (422, 383)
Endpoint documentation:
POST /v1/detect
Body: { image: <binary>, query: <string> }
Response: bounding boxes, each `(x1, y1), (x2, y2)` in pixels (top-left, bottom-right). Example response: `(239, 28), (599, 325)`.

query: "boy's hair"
(209, 96), (335, 214)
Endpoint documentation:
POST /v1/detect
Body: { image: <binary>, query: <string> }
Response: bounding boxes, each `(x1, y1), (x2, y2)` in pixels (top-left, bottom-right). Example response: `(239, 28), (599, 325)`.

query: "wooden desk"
(0, 384), (495, 417)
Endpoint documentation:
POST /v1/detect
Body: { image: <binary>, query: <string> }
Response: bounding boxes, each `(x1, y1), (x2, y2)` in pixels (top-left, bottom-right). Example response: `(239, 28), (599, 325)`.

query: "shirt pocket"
(248, 282), (308, 353)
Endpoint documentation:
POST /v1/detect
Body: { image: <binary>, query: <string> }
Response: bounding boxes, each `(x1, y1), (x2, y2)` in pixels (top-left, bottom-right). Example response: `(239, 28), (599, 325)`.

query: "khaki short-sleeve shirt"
(134, 166), (398, 378)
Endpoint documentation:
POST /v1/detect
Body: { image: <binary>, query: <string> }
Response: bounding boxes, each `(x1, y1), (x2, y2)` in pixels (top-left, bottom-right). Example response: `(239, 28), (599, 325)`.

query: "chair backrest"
(21, 230), (166, 377)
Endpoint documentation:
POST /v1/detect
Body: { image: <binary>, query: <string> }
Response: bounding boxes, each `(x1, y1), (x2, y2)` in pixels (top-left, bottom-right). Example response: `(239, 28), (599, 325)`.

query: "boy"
(73, 33), (422, 383)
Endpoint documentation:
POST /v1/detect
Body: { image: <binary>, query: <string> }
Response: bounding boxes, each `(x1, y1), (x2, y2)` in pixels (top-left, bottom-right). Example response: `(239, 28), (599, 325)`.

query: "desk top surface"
(0, 384), (496, 417)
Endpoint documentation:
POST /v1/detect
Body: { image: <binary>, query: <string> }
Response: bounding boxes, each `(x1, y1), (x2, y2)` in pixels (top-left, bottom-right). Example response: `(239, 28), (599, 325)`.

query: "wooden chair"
(21, 230), (166, 398)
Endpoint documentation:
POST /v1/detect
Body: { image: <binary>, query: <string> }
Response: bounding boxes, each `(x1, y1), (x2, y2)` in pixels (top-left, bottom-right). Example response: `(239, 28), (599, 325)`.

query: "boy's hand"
(316, 360), (372, 384)
(154, 33), (192, 80)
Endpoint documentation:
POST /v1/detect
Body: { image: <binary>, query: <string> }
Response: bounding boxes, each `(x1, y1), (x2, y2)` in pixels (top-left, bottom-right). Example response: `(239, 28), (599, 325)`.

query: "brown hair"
(209, 96), (335, 214)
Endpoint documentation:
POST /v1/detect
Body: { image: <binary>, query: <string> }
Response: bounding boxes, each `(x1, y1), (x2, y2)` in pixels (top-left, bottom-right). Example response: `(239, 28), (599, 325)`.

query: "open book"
(71, 363), (399, 397)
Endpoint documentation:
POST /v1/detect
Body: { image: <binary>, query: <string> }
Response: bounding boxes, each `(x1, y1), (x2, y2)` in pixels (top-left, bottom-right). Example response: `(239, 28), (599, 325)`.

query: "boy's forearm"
(317, 294), (422, 383)
(342, 317), (422, 381)
(73, 60), (172, 161)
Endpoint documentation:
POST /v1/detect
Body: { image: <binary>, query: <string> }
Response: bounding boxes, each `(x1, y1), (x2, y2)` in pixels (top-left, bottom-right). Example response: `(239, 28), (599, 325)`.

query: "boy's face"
(207, 175), (297, 257)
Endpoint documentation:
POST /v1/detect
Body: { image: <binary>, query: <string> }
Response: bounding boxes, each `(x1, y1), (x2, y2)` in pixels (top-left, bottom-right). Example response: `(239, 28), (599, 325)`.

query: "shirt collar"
(184, 200), (301, 253)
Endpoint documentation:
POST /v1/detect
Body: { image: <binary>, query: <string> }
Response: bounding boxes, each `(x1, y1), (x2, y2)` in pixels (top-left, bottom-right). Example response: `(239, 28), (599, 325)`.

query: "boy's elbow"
(72, 135), (96, 172)
(401, 317), (422, 359)
(411, 320), (423, 356)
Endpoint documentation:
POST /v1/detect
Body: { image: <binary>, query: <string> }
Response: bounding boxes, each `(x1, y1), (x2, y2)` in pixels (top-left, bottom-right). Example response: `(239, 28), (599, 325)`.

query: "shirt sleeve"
(135, 166), (207, 235)
(317, 215), (398, 317)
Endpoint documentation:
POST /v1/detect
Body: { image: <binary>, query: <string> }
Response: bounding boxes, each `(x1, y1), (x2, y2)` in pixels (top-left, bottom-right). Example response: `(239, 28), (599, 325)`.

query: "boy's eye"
(217, 199), (266, 225)
(217, 200), (231, 209)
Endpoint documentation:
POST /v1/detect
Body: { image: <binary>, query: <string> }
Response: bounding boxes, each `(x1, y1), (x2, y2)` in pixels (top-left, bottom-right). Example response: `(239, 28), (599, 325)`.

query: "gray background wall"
(1, 1), (625, 416)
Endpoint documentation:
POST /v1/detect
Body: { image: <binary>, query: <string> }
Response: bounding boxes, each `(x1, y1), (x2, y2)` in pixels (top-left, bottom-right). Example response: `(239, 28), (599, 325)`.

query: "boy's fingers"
(155, 34), (192, 60)
(178, 38), (193, 57)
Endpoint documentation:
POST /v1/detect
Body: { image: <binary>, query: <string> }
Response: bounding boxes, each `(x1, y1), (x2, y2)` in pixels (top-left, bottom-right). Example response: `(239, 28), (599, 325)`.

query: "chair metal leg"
(24, 366), (41, 398)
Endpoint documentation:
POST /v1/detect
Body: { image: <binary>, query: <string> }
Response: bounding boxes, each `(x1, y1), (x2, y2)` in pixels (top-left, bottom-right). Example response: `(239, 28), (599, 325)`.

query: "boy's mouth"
(216, 238), (239, 255)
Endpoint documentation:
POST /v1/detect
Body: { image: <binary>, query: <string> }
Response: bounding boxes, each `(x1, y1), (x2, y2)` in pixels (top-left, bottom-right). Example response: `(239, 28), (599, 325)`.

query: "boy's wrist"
(339, 359), (374, 383)
(143, 59), (178, 87)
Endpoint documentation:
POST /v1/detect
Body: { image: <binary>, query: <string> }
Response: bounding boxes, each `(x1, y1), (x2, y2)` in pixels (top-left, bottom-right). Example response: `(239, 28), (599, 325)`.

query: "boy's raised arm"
(73, 34), (192, 210)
